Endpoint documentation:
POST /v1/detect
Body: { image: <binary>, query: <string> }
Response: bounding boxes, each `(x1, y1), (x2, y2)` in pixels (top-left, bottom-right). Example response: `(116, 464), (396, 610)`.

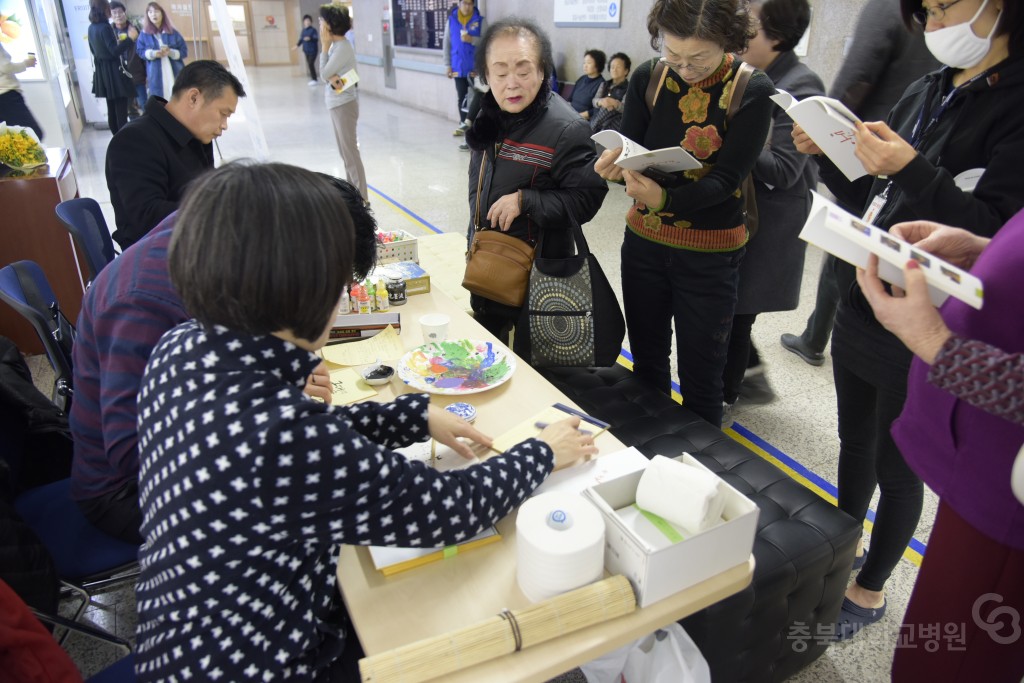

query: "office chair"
(14, 476), (140, 644)
(0, 261), (75, 413)
(55, 198), (117, 287)
(1, 577), (134, 679)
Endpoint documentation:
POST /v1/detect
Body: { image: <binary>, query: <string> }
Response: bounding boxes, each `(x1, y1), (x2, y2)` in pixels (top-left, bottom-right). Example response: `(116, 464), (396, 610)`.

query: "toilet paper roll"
(516, 492), (605, 603)
(635, 455), (725, 535)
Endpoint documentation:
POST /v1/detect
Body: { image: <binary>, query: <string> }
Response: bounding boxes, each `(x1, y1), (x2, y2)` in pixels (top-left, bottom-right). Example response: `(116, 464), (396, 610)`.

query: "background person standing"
(319, 4), (367, 201)
(136, 1), (187, 100)
(294, 14), (319, 85)
(445, 0), (483, 135)
(110, 1), (147, 118)
(0, 44), (42, 140)
(87, 0), (136, 135)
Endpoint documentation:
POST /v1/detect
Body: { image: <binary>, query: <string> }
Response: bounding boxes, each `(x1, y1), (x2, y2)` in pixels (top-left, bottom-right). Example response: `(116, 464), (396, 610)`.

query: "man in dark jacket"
(105, 59), (245, 250)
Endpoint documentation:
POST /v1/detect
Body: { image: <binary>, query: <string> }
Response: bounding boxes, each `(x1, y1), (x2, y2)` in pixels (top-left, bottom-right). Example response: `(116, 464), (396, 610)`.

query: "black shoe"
(739, 367), (776, 404)
(459, 143), (469, 151)
(780, 333), (826, 366)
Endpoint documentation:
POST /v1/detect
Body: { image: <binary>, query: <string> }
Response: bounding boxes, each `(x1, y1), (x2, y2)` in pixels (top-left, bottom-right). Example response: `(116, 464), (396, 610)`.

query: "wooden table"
(336, 286), (754, 682)
(0, 148), (82, 353)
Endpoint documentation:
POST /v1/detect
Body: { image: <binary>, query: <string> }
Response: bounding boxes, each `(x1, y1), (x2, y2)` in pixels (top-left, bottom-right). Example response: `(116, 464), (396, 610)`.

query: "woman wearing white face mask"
(789, 0), (1024, 643)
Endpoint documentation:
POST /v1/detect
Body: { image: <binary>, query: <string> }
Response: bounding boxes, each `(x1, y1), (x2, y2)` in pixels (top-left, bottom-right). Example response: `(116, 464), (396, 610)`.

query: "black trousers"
(834, 359), (923, 592)
(799, 253), (839, 353)
(454, 76), (470, 120)
(0, 90), (43, 140)
(470, 293), (520, 347)
(76, 478), (143, 544)
(621, 229), (743, 427)
(305, 51), (318, 80)
(106, 97), (129, 135)
(722, 312), (757, 404)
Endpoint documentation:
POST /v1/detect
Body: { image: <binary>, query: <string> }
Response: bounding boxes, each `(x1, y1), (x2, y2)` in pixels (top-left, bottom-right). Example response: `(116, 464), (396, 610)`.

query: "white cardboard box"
(582, 453), (759, 608)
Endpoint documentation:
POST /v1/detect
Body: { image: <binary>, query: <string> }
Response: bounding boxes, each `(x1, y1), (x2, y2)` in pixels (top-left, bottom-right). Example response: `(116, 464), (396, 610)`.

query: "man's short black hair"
(110, 1), (126, 11)
(169, 162), (355, 343)
(302, 13), (312, 22)
(585, 49), (607, 74)
(757, 0), (811, 54)
(317, 174), (377, 280)
(171, 60), (246, 101)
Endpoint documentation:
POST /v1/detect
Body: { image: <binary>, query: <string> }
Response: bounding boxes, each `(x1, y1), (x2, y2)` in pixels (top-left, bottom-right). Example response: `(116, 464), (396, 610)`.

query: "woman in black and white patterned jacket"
(133, 161), (596, 682)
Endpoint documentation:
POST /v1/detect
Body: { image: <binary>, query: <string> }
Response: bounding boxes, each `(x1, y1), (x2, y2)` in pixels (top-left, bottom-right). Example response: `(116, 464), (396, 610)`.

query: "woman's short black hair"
(609, 52), (632, 74)
(317, 174), (378, 280)
(89, 0), (110, 23)
(647, 0), (758, 54)
(899, 0), (1023, 56)
(585, 49), (607, 73)
(169, 162), (355, 343)
(756, 0), (811, 53)
(319, 4), (351, 36)
(475, 16), (555, 87)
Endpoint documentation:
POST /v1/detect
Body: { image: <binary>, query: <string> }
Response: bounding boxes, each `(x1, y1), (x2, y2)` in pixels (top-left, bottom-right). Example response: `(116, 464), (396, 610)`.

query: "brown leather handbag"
(461, 154), (536, 307)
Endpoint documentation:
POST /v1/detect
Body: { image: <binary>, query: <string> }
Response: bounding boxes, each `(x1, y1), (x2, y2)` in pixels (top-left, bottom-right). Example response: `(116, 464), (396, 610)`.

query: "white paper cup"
(420, 313), (450, 345)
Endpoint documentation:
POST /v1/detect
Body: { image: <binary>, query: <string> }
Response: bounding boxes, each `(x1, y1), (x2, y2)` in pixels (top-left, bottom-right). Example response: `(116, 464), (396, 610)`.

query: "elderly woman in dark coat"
(720, 0), (825, 418)
(464, 16), (607, 345)
(88, 0), (137, 135)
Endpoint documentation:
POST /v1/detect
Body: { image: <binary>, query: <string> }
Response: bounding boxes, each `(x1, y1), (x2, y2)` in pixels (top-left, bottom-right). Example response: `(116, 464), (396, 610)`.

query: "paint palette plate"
(397, 339), (516, 395)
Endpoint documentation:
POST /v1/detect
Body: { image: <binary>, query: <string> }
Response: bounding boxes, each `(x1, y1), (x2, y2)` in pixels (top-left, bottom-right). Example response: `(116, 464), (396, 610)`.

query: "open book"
(801, 191), (983, 309)
(328, 68), (359, 93)
(591, 130), (702, 173)
(769, 90), (866, 181)
(367, 440), (500, 575)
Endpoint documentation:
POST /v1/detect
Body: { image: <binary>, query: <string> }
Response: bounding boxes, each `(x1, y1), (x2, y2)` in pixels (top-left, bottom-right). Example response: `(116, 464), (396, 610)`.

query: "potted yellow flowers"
(0, 122), (47, 177)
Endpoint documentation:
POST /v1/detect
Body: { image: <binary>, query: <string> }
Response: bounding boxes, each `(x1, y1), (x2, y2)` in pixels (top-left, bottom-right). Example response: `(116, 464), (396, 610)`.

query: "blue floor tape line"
(368, 184), (444, 235)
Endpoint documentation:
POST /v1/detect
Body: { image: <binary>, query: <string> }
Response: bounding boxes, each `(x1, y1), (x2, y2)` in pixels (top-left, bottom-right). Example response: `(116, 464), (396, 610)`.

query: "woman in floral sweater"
(595, 0), (774, 427)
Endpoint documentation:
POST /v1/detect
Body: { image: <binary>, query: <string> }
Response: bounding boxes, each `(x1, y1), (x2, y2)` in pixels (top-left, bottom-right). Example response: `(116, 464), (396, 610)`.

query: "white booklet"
(591, 130), (702, 173)
(328, 68), (359, 93)
(801, 191), (983, 309)
(769, 89), (866, 181)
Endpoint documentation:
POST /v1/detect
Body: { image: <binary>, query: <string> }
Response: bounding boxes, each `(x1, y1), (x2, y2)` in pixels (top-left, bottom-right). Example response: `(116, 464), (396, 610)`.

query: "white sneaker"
(721, 401), (736, 429)
(308, 80), (318, 86)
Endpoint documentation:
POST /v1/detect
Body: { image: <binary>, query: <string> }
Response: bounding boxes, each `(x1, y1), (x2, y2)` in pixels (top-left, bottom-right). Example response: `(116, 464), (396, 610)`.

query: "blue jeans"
(621, 229), (743, 427)
(134, 84), (147, 112)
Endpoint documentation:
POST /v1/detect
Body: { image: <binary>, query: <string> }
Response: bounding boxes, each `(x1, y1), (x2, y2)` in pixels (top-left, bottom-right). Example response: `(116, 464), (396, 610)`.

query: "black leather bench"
(539, 364), (860, 682)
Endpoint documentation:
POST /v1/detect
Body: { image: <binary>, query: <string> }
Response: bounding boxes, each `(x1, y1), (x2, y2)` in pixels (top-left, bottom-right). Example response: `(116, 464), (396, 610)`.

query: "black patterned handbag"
(514, 222), (625, 368)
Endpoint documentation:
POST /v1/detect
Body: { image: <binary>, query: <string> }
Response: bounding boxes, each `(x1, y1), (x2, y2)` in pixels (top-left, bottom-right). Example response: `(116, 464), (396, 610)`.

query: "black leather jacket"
(466, 89), (607, 257)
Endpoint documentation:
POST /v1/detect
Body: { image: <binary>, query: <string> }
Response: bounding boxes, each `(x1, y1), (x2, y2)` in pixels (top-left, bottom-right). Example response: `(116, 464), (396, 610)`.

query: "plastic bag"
(579, 623), (711, 683)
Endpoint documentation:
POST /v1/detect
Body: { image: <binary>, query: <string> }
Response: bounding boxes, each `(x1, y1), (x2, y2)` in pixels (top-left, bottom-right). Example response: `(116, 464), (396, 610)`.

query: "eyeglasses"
(912, 0), (967, 25)
(658, 56), (714, 76)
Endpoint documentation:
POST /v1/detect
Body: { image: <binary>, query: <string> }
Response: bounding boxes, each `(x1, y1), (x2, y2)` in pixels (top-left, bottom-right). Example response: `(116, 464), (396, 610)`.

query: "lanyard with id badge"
(861, 66), (997, 226)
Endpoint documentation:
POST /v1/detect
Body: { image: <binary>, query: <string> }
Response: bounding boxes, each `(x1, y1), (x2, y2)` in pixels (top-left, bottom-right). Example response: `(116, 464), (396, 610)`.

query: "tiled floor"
(47, 65), (938, 681)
